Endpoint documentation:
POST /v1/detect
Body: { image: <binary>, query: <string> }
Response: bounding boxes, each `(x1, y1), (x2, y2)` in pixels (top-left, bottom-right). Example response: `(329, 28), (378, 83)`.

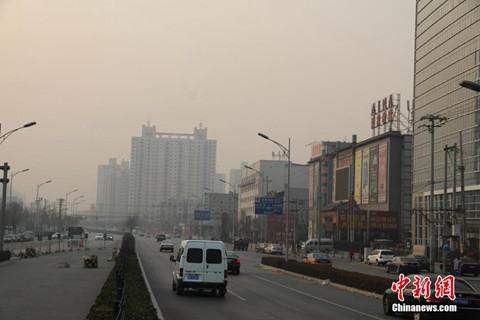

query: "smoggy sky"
(0, 0), (415, 209)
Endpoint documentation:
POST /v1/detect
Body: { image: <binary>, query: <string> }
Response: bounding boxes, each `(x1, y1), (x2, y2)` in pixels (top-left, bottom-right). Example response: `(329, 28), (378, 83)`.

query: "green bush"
(86, 233), (159, 320)
(261, 256), (392, 295)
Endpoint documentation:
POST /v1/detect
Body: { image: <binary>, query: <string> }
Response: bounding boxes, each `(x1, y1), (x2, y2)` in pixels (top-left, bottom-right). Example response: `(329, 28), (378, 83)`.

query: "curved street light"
(459, 80), (480, 92)
(0, 122), (37, 145)
(258, 132), (291, 260)
(9, 168), (29, 207)
(245, 165), (269, 242)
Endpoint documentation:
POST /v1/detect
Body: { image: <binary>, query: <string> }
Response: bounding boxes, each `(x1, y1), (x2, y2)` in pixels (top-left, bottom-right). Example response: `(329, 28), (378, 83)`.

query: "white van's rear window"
(187, 248), (203, 263)
(206, 249), (222, 264)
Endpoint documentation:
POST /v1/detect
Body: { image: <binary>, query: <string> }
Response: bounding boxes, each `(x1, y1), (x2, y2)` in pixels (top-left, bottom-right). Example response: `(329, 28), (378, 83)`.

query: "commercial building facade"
(412, 1), (480, 256)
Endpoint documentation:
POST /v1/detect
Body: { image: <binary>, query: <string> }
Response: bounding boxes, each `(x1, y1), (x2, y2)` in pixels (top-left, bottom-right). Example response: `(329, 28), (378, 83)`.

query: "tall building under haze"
(96, 158), (130, 220)
(412, 2), (480, 252)
(128, 124), (217, 226)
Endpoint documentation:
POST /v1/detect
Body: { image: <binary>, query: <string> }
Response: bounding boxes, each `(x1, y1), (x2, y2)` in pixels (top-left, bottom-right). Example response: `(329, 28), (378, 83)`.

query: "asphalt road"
(136, 236), (392, 320)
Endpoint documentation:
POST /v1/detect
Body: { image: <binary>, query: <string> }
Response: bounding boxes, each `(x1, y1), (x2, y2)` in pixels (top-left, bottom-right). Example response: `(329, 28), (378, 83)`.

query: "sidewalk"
(0, 240), (118, 320)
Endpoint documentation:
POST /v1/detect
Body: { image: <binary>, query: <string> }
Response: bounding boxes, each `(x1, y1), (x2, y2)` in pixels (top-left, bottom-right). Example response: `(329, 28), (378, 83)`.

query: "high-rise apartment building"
(412, 1), (480, 253)
(128, 124), (217, 228)
(96, 158), (130, 221)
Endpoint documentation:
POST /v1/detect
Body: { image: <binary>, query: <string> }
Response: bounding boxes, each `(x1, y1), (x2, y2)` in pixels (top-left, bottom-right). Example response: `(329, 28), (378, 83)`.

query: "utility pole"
(0, 163), (10, 251)
(419, 114), (447, 273)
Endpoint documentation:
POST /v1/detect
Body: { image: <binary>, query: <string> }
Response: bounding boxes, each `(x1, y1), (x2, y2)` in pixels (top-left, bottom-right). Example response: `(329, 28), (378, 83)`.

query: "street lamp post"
(419, 115), (447, 274)
(245, 165), (270, 242)
(7, 168), (29, 227)
(35, 180), (52, 237)
(219, 179), (237, 243)
(0, 122), (37, 146)
(9, 168), (29, 207)
(258, 133), (291, 260)
(459, 80), (480, 92)
(72, 195), (85, 215)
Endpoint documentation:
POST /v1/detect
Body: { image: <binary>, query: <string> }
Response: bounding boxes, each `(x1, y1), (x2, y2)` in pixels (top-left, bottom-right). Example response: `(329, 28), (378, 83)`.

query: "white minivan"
(170, 240), (228, 297)
(303, 238), (334, 253)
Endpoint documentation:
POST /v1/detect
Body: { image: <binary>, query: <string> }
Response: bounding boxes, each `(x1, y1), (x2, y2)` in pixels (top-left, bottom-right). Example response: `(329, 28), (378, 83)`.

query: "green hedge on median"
(86, 233), (159, 320)
(261, 256), (392, 295)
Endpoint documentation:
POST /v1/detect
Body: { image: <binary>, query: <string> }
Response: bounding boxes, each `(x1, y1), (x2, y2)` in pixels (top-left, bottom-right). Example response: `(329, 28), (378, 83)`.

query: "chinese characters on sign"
(254, 197), (283, 215)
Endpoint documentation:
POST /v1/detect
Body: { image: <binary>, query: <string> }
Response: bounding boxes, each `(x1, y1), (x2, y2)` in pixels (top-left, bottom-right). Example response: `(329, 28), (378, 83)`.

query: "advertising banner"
(355, 149), (362, 204)
(369, 145), (379, 204)
(378, 142), (388, 203)
(361, 148), (369, 204)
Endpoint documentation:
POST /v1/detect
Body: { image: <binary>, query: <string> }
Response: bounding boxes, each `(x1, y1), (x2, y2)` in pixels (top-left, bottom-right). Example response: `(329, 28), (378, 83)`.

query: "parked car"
(255, 242), (268, 253)
(264, 243), (283, 255)
(4, 234), (14, 243)
(382, 274), (480, 319)
(407, 254), (430, 272)
(94, 233), (104, 240)
(303, 252), (332, 264)
(458, 257), (480, 277)
(385, 256), (421, 275)
(160, 239), (174, 252)
(226, 251), (240, 275)
(367, 249), (394, 266)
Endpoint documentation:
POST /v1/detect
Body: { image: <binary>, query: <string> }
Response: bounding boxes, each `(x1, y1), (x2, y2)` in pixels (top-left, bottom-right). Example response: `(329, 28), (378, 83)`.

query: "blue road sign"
(254, 197), (283, 215)
(194, 210), (210, 221)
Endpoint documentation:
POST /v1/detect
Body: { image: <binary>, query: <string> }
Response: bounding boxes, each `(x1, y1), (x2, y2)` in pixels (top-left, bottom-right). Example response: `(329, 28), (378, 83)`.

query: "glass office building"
(412, 1), (480, 254)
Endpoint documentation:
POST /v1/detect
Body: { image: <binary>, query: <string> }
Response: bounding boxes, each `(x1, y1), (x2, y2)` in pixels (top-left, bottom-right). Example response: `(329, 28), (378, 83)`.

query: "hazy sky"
(0, 0), (415, 208)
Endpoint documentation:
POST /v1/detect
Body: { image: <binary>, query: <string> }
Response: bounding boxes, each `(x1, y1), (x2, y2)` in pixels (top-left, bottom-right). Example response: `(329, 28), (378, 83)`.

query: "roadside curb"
(259, 263), (383, 300)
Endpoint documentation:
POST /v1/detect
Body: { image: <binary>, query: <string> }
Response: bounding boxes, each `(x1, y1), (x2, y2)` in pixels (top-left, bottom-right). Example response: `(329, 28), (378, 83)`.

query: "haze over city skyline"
(0, 0), (415, 208)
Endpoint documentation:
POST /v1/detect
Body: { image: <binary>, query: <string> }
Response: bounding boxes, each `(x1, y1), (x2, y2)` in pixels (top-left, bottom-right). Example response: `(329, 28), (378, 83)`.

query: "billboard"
(361, 148), (370, 204)
(369, 145), (379, 204)
(335, 167), (349, 201)
(354, 149), (362, 204)
(378, 142), (388, 203)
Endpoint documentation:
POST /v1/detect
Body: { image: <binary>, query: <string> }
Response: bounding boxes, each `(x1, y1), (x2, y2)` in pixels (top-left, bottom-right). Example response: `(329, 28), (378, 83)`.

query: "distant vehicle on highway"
(264, 243), (283, 255)
(67, 225), (85, 239)
(303, 252), (332, 264)
(367, 249), (394, 266)
(156, 234), (166, 242)
(226, 251), (240, 274)
(302, 238), (334, 253)
(385, 256), (420, 275)
(106, 234), (114, 241)
(94, 233), (104, 240)
(406, 254), (430, 272)
(160, 239), (174, 252)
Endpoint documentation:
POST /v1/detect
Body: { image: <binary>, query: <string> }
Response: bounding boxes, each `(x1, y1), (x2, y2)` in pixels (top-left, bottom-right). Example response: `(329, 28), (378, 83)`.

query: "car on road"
(385, 256), (421, 275)
(458, 257), (480, 277)
(160, 239), (174, 252)
(303, 252), (332, 264)
(226, 251), (240, 274)
(367, 249), (394, 266)
(94, 233), (104, 240)
(106, 234), (114, 241)
(407, 254), (430, 272)
(264, 243), (283, 255)
(382, 274), (480, 319)
(156, 234), (166, 242)
(255, 242), (268, 253)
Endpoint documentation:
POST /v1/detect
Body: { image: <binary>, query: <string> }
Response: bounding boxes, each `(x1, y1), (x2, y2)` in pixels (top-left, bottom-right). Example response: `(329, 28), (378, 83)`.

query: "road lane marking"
(245, 271), (383, 319)
(228, 289), (247, 301)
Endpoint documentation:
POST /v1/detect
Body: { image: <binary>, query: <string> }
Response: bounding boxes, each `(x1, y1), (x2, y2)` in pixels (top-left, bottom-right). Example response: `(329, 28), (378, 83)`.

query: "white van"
(170, 240), (228, 297)
(303, 238), (334, 253)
